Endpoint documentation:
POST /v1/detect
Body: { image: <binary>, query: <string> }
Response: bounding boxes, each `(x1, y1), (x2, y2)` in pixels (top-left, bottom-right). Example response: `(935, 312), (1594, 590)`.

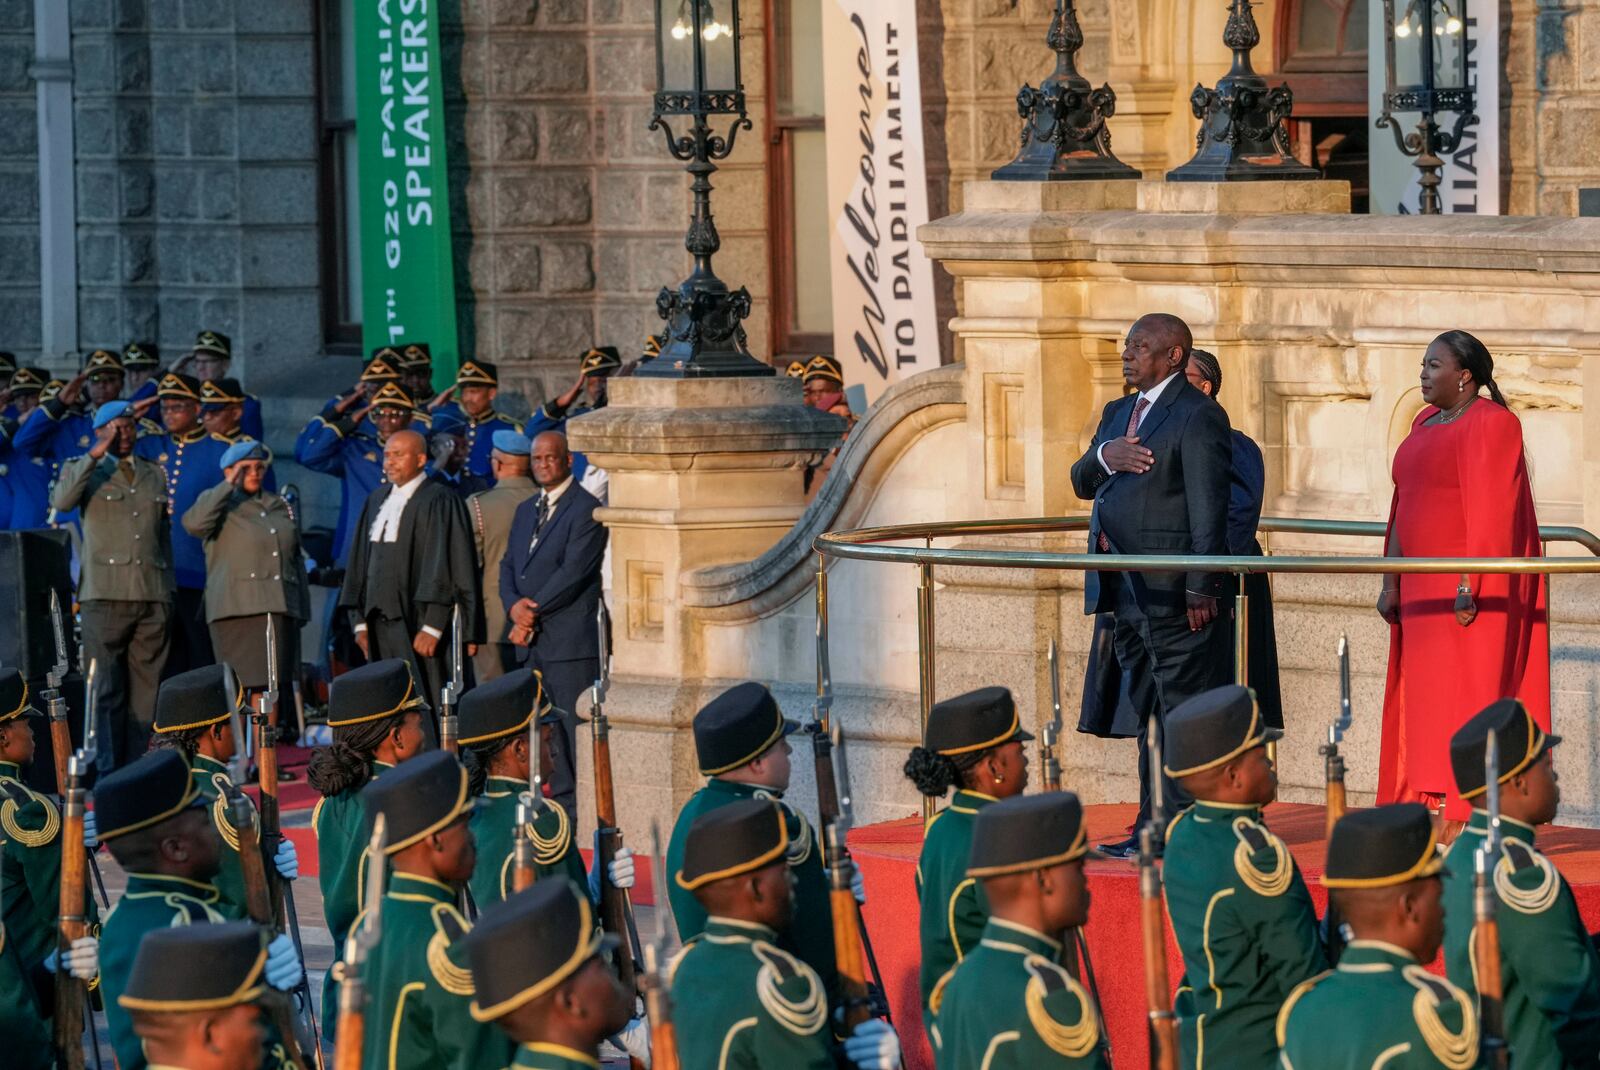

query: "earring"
(994, 774), (1004, 784)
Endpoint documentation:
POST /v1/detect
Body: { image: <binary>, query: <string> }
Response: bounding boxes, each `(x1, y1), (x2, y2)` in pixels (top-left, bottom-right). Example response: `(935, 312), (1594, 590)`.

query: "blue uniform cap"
(219, 438), (269, 469)
(430, 413), (466, 439)
(492, 429), (531, 455)
(92, 400), (134, 430)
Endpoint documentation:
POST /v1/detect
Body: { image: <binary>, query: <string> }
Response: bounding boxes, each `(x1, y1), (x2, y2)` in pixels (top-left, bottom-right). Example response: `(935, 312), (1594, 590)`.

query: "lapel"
(523, 487), (578, 572)
(1133, 374), (1186, 447)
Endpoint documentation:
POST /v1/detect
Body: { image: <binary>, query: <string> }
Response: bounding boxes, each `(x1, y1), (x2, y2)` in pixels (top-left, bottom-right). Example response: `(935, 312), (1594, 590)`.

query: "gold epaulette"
(928, 964), (957, 1019)
(1231, 816), (1293, 897)
(1275, 970), (1333, 1047)
(526, 803), (572, 867)
(1023, 954), (1100, 1059)
(427, 903), (476, 996)
(210, 774), (249, 852)
(1495, 840), (1560, 915)
(752, 941), (827, 1037)
(0, 784), (60, 848)
(1403, 965), (1478, 1070)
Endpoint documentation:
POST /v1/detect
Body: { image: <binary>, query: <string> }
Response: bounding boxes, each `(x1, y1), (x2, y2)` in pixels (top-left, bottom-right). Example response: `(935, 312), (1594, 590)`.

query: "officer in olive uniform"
(309, 658), (429, 1035)
(136, 372), (228, 675)
(357, 750), (517, 1070)
(152, 665), (300, 920)
(664, 682), (839, 1000)
(0, 367), (52, 528)
(54, 400), (176, 769)
(1442, 699), (1600, 1067)
(178, 330), (265, 441)
(465, 430), (539, 682)
(1162, 685), (1325, 1070)
(670, 798), (900, 1070)
(0, 668), (99, 977)
(462, 880), (639, 1070)
(435, 359), (521, 481)
(1278, 804), (1482, 1070)
(296, 380), (422, 566)
(97, 749), (304, 1070)
(906, 686), (1033, 1025)
(931, 792), (1110, 1069)
(117, 922), (281, 1070)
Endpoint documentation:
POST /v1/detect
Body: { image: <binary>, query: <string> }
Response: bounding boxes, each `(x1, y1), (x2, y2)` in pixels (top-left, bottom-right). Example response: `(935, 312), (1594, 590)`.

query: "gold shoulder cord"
(1404, 966), (1478, 1070)
(928, 965), (957, 1019)
(525, 803), (571, 866)
(211, 793), (242, 852)
(753, 942), (827, 1036)
(427, 905), (477, 996)
(1023, 954), (1100, 1059)
(0, 792), (60, 848)
(1494, 850), (1559, 915)
(1231, 817), (1293, 897)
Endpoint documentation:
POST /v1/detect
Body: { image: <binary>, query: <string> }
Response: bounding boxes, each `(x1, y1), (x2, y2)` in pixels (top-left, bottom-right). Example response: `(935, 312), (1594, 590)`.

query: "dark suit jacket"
(1069, 376), (1231, 617)
(498, 483), (607, 664)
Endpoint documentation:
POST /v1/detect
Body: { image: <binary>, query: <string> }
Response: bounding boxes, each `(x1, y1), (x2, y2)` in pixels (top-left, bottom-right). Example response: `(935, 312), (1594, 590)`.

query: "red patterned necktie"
(1097, 396), (1150, 551)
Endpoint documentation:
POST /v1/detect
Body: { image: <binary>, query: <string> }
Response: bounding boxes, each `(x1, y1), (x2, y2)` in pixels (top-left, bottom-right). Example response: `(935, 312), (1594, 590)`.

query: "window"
(1276, 0), (1371, 212)
(318, 0), (362, 350)
(767, 0), (832, 361)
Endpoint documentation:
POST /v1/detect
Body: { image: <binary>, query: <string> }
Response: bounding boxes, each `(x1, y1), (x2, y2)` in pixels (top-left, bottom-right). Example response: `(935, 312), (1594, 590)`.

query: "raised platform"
(849, 802), (1600, 1070)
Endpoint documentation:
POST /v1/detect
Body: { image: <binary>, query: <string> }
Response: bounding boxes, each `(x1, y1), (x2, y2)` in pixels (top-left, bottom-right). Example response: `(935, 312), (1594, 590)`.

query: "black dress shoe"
(1098, 836), (1139, 859)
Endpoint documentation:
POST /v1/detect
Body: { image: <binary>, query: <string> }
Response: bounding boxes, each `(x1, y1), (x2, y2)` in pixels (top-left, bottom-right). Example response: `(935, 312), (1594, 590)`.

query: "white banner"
(821, 0), (941, 404)
(1368, 3), (1500, 214)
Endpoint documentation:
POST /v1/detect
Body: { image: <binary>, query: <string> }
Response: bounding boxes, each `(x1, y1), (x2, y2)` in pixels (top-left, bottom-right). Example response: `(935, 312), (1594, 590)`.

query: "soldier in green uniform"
(0, 902), (54, 1070)
(930, 791), (1109, 1069)
(117, 922), (278, 1070)
(458, 668), (636, 907)
(0, 667), (99, 977)
(97, 749), (303, 1070)
(308, 658), (428, 1035)
(152, 664), (300, 920)
(1443, 698), (1600, 1067)
(1161, 684), (1325, 1070)
(462, 880), (637, 1070)
(904, 686), (1033, 1025)
(356, 749), (515, 1070)
(1278, 804), (1482, 1070)
(669, 798), (900, 1070)
(664, 681), (842, 1000)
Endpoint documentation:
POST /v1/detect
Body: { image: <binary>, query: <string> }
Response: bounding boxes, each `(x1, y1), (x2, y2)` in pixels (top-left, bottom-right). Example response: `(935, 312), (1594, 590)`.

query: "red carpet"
(848, 803), (1600, 1070)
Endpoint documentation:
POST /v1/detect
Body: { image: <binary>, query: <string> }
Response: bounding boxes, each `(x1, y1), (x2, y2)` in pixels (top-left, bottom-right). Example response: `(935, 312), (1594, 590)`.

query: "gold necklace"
(1434, 395), (1478, 424)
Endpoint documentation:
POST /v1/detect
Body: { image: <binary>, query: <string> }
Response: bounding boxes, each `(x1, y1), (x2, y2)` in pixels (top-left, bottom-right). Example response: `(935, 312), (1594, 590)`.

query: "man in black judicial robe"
(339, 428), (481, 737)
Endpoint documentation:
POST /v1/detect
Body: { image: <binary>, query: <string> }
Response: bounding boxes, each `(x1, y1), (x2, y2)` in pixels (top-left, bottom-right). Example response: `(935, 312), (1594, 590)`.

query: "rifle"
(54, 658), (102, 1070)
(1475, 731), (1510, 1069)
(334, 814), (388, 1070)
(440, 604), (464, 755)
(46, 589), (72, 798)
(1041, 639), (1064, 793)
(1139, 714), (1179, 1070)
(226, 781), (317, 1070)
(825, 727), (887, 1041)
(511, 708), (547, 894)
(1320, 634), (1354, 964)
(589, 600), (642, 996)
(641, 822), (681, 1070)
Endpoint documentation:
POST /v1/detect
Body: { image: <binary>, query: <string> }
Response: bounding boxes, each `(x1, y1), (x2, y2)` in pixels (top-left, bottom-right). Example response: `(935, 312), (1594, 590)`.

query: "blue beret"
(219, 439), (268, 470)
(492, 430), (530, 454)
(92, 400), (133, 430)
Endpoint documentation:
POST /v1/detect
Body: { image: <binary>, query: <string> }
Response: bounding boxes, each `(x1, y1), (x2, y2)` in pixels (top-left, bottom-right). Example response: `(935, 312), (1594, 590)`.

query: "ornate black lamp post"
(1166, 0), (1321, 182)
(641, 0), (770, 378)
(991, 0), (1140, 181)
(1376, 0), (1473, 214)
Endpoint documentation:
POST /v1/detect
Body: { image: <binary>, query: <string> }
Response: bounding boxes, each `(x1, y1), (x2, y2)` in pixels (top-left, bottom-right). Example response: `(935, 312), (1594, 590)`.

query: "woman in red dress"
(1377, 330), (1549, 823)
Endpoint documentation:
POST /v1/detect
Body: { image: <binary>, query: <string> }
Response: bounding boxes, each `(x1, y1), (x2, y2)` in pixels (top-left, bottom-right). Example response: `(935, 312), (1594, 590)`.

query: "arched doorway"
(1275, 0), (1370, 211)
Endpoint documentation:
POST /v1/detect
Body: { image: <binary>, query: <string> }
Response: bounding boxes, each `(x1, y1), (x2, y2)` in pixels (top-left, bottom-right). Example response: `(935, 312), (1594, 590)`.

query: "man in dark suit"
(499, 429), (608, 818)
(339, 428), (481, 742)
(1070, 313), (1232, 856)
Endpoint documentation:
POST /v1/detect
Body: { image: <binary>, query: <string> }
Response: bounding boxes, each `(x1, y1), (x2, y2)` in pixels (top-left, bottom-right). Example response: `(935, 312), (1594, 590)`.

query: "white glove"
(264, 933), (303, 992)
(851, 864), (866, 905)
(608, 846), (636, 891)
(274, 837), (299, 881)
(46, 936), (100, 980)
(613, 1016), (651, 1068)
(82, 810), (98, 849)
(843, 1019), (900, 1070)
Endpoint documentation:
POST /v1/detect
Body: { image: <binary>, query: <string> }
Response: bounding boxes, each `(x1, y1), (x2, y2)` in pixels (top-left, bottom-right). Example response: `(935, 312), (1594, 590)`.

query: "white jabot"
(369, 471), (427, 543)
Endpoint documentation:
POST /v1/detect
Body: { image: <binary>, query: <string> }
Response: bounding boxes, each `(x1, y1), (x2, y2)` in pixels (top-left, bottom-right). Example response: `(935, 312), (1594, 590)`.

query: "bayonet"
(76, 659), (99, 778)
(440, 605), (463, 753)
(46, 589), (73, 801)
(1146, 713), (1166, 844)
(1043, 639), (1064, 792)
(1484, 729), (1503, 864)
(48, 588), (68, 690)
(592, 600), (611, 713)
(265, 614), (281, 713)
(1475, 730), (1510, 1068)
(222, 661), (248, 786)
(814, 576), (833, 734)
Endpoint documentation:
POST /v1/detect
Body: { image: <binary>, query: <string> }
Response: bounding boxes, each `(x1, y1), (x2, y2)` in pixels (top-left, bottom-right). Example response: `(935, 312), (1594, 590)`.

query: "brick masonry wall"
(0, 0), (40, 355)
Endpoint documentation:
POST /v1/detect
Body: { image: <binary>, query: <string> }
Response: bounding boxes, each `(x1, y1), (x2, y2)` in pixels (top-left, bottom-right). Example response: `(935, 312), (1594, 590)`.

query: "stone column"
(565, 375), (843, 834)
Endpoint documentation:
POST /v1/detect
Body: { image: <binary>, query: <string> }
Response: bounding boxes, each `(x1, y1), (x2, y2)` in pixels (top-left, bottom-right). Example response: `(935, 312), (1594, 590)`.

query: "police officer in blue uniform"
(397, 342), (437, 407)
(295, 380), (421, 567)
(175, 330), (265, 440)
(135, 371), (228, 675)
(0, 367), (51, 529)
(430, 359), (521, 482)
(12, 347), (124, 468)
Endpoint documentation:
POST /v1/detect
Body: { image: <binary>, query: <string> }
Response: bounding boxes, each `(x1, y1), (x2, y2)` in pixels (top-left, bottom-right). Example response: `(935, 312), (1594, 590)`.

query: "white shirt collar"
(369, 470), (428, 543)
(1139, 370), (1182, 407)
(391, 471), (428, 499)
(540, 474), (575, 507)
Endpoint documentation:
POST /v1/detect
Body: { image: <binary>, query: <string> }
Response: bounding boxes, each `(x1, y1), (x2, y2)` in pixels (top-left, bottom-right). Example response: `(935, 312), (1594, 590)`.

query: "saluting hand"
(1102, 434), (1153, 475)
(428, 385), (458, 412)
(131, 396), (159, 418)
(333, 388), (365, 415)
(59, 370), (89, 407)
(87, 423), (117, 460)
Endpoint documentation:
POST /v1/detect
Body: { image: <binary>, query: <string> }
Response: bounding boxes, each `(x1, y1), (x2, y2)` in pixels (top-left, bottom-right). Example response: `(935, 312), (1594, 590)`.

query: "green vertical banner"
(354, 0), (459, 382)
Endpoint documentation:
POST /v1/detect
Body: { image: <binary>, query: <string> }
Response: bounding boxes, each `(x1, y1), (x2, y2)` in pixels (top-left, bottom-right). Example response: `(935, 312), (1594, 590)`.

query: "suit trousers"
(1110, 577), (1229, 834)
(81, 599), (172, 771)
(471, 642), (519, 685)
(164, 586), (216, 679)
(531, 654), (599, 822)
(364, 613), (445, 749)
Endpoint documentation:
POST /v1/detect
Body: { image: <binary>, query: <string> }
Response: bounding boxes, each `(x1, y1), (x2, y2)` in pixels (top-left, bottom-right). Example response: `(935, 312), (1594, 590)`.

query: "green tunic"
(0, 761), (77, 972)
(1441, 811), (1600, 1068)
(189, 753), (253, 920)
(0, 899), (51, 1069)
(1164, 801), (1326, 1070)
(664, 778), (837, 999)
(467, 776), (585, 908)
(930, 917), (1109, 1070)
(315, 759), (390, 1034)
(1277, 941), (1483, 1070)
(360, 872), (516, 1070)
(669, 917), (834, 1070)
(915, 789), (994, 1024)
(507, 1043), (602, 1070)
